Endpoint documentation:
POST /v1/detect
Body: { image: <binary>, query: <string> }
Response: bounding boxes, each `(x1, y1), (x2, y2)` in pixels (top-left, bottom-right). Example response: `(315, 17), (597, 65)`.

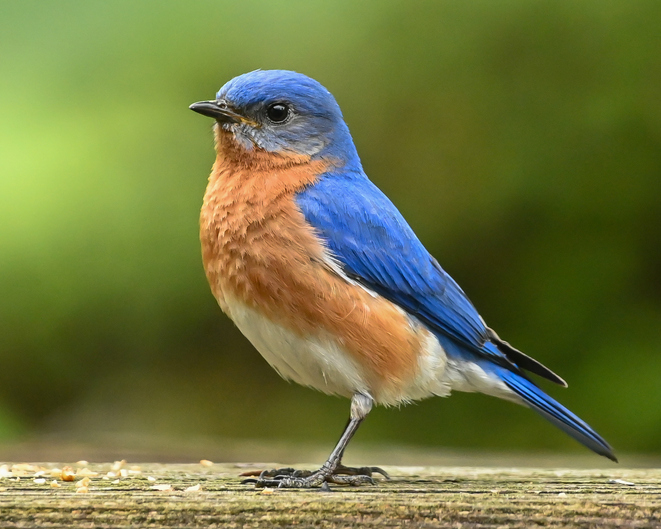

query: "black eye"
(266, 103), (290, 123)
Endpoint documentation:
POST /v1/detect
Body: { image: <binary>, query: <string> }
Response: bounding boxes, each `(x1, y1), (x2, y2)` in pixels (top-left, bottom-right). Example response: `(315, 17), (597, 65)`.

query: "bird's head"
(190, 70), (360, 168)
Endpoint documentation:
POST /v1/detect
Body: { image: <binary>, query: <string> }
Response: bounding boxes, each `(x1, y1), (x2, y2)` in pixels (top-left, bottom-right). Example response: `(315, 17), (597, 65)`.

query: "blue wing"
(296, 171), (563, 383)
(296, 171), (617, 461)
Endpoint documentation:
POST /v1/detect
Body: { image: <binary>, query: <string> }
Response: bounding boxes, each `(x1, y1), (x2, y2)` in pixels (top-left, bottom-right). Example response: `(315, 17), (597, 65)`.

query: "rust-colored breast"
(200, 127), (422, 398)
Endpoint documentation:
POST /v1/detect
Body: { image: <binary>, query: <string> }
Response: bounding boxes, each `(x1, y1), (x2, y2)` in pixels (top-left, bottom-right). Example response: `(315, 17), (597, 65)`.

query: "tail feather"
(497, 368), (617, 462)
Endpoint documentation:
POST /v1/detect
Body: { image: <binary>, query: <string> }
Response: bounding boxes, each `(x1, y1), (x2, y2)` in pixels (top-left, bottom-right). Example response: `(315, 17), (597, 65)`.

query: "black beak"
(189, 100), (242, 123)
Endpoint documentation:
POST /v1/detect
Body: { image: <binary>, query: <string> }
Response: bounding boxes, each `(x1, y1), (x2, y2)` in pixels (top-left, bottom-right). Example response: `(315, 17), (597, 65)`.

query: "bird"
(190, 69), (616, 488)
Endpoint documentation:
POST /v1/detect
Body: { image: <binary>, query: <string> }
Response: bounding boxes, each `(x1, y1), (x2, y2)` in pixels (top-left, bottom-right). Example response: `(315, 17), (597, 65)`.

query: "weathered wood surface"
(0, 462), (659, 528)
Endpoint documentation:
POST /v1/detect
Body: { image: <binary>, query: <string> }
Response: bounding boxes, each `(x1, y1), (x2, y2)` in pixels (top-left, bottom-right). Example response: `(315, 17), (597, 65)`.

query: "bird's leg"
(242, 393), (388, 488)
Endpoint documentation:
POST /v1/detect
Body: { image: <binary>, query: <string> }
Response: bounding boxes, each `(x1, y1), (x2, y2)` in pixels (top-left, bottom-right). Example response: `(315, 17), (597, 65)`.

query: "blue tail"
(497, 368), (617, 462)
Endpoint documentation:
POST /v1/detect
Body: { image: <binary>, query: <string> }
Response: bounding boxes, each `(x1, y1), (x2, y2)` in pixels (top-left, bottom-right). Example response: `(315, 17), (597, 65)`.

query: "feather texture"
(296, 170), (563, 384)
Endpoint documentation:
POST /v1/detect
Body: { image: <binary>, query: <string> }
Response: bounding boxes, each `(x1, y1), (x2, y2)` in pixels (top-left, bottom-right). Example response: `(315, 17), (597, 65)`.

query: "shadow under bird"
(190, 69), (616, 488)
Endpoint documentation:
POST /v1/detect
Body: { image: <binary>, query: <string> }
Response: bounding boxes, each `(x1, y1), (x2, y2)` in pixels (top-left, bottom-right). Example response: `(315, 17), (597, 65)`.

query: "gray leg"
(242, 393), (389, 488)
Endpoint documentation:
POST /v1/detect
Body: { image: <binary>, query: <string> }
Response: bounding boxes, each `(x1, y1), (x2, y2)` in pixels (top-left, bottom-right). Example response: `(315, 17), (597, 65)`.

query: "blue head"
(190, 70), (361, 168)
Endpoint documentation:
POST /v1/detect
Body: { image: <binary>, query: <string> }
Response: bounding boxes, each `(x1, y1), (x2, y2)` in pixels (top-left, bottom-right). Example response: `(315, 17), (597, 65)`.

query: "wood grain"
(0, 463), (659, 527)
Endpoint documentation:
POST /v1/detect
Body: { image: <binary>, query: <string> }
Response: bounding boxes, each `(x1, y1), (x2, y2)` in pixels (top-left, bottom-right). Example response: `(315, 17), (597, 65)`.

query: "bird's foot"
(240, 464), (389, 488)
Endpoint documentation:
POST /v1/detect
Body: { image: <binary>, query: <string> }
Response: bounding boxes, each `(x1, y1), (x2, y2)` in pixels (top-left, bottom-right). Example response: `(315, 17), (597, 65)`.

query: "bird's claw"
(240, 465), (382, 488)
(336, 464), (390, 480)
(259, 467), (315, 479)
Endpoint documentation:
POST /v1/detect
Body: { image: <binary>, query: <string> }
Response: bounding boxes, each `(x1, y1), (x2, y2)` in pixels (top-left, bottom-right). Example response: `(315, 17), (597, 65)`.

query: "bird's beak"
(189, 99), (247, 124)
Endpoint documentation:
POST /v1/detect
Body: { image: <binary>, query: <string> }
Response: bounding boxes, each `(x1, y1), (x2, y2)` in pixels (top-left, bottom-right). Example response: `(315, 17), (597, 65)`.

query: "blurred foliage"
(1, 0), (660, 457)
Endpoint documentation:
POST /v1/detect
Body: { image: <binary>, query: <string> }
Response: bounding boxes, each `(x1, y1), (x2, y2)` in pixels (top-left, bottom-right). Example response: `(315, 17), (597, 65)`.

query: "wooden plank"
(0, 462), (659, 528)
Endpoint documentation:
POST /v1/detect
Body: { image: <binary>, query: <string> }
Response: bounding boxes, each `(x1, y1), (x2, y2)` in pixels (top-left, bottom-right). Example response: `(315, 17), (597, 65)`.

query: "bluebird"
(190, 70), (616, 488)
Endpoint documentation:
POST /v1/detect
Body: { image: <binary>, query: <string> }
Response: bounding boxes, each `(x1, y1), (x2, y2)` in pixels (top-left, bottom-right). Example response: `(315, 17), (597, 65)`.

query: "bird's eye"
(266, 103), (291, 123)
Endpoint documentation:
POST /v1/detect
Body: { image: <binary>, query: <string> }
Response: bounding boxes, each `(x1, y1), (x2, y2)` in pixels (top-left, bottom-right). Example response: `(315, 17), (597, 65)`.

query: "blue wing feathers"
(297, 175), (487, 347)
(297, 172), (567, 385)
(297, 172), (501, 360)
(296, 172), (616, 460)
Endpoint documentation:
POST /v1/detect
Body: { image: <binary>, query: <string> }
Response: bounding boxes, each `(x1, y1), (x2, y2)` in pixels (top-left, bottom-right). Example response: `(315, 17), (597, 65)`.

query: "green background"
(1, 0), (660, 460)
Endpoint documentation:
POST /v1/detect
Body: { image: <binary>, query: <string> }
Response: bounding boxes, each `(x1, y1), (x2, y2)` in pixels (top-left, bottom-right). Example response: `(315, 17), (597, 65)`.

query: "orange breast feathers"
(200, 126), (426, 398)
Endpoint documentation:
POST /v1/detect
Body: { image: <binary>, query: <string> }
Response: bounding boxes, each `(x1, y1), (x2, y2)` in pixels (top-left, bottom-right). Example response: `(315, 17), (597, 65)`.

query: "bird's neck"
(207, 128), (330, 200)
(213, 125), (315, 171)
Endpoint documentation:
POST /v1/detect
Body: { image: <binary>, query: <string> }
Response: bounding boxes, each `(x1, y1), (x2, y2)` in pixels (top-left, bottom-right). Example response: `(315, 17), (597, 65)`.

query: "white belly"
(223, 295), (515, 406)
(225, 296), (370, 399)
